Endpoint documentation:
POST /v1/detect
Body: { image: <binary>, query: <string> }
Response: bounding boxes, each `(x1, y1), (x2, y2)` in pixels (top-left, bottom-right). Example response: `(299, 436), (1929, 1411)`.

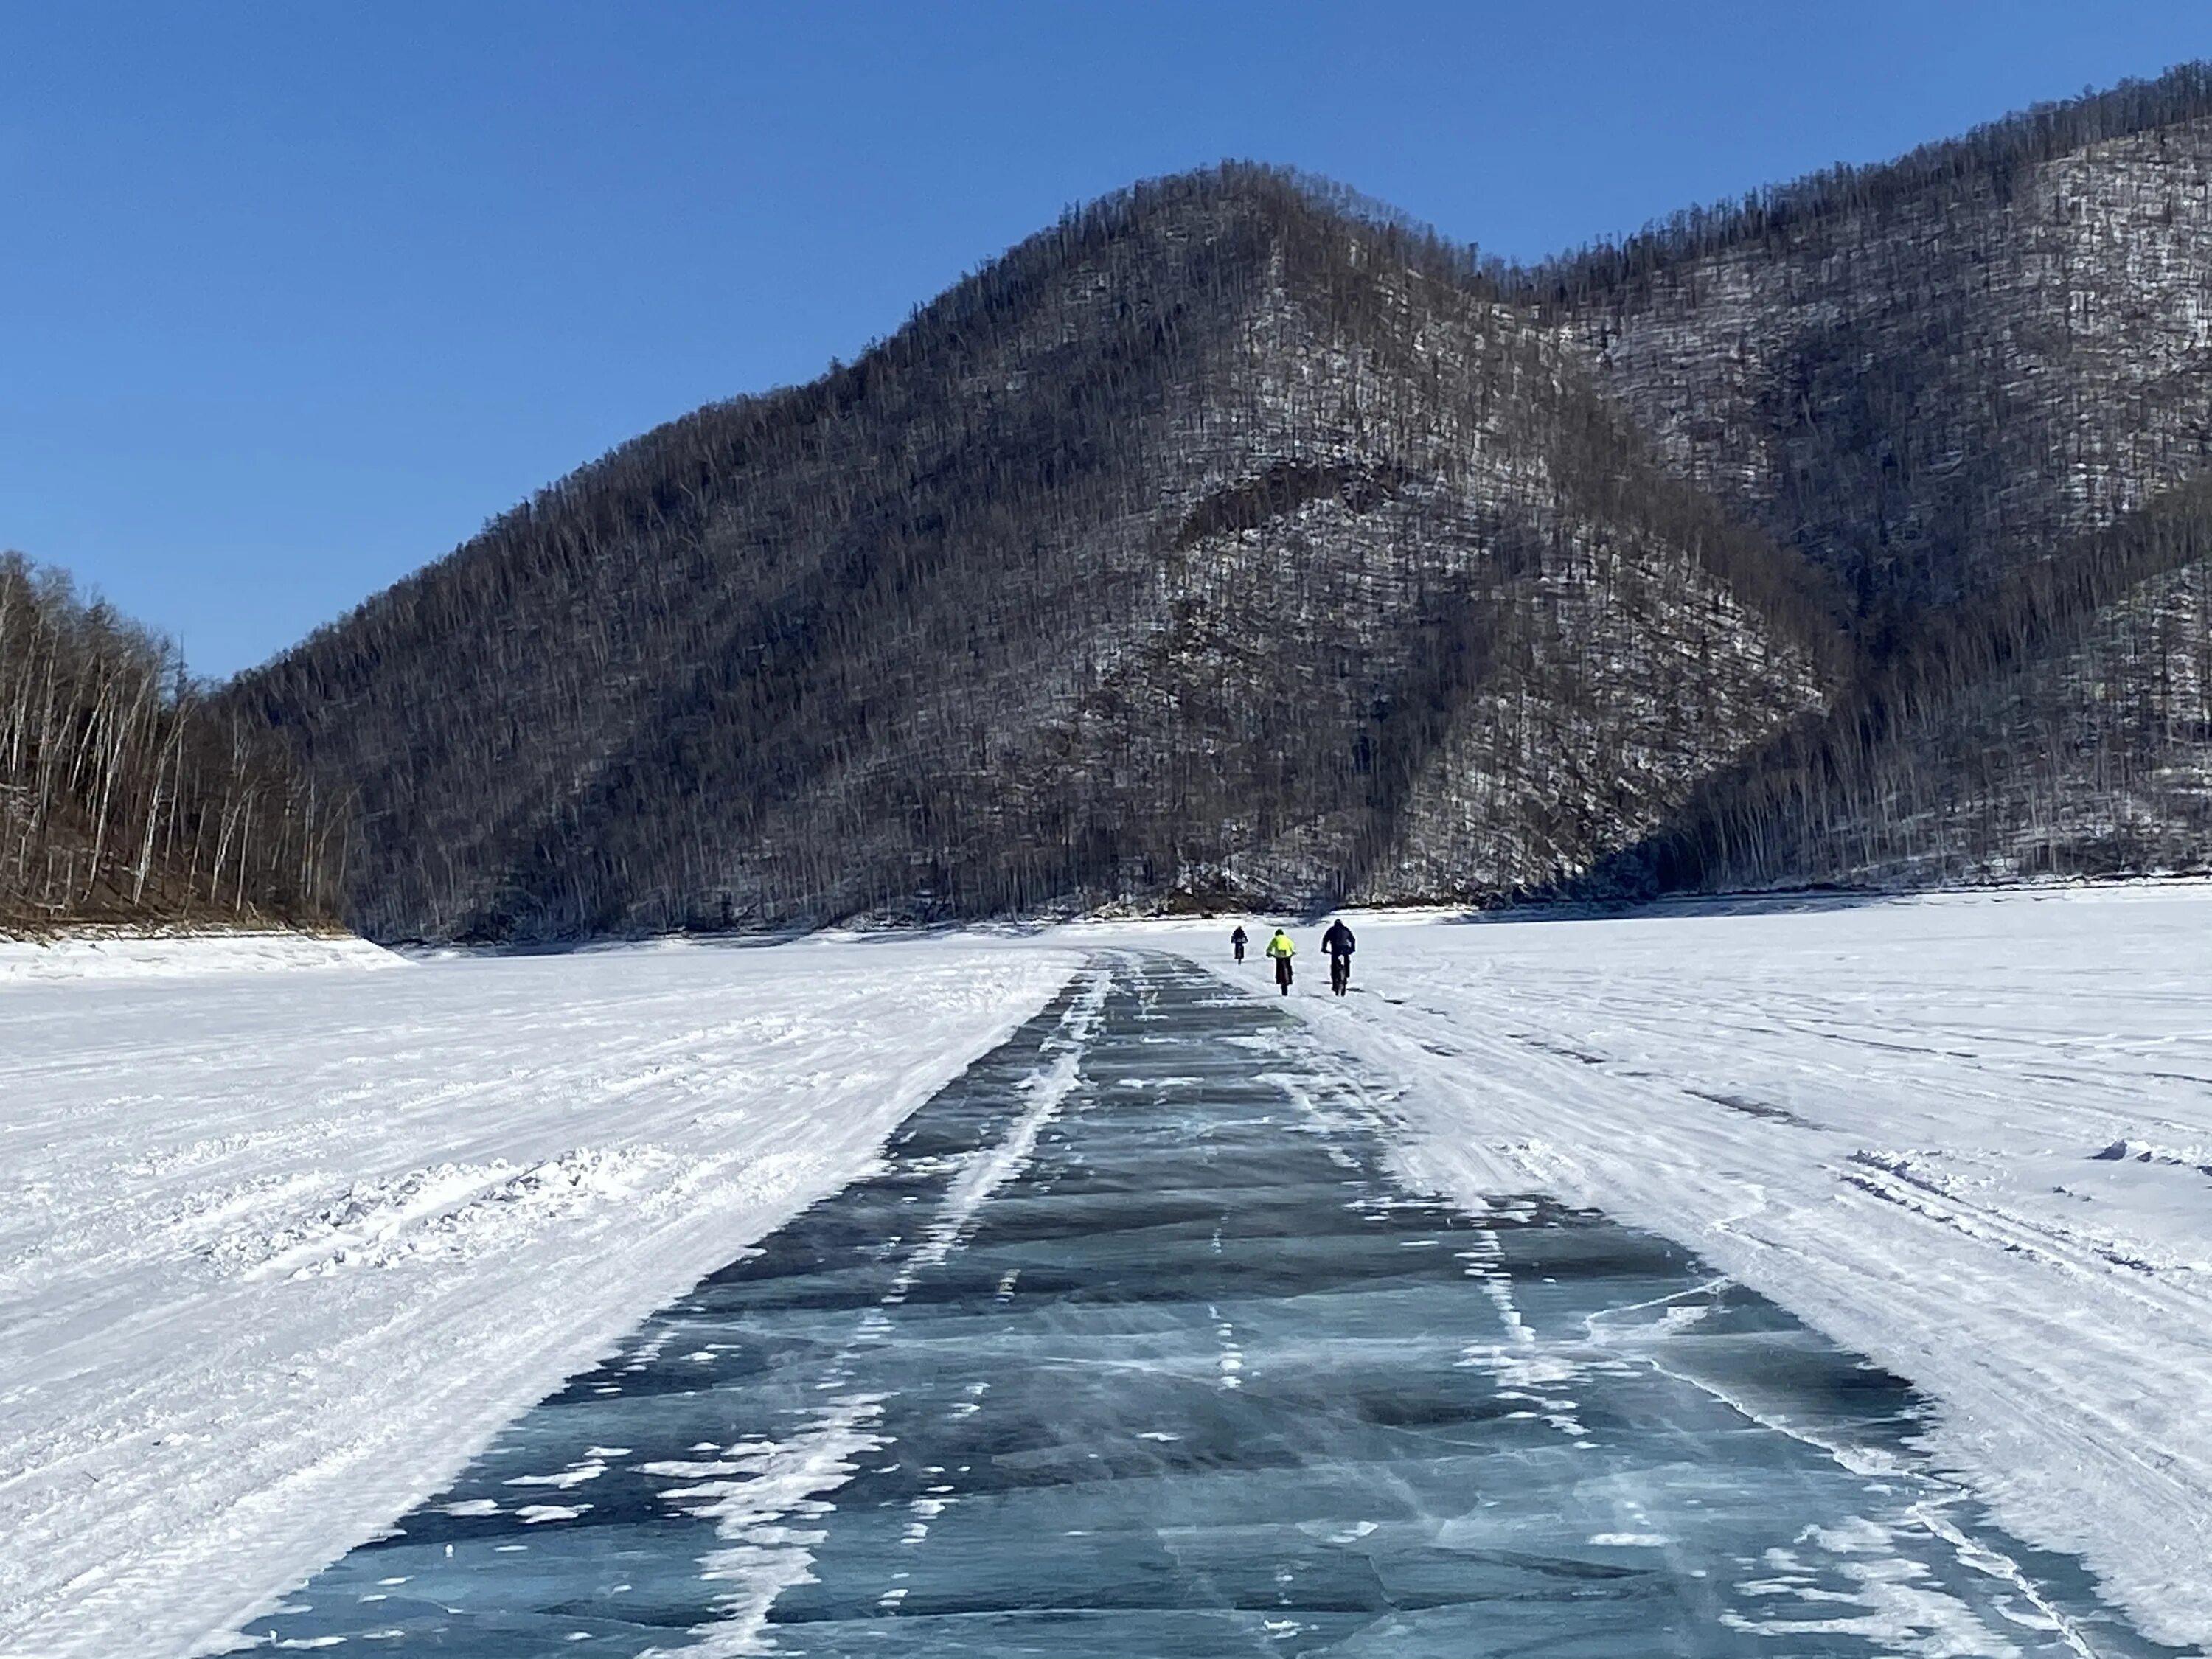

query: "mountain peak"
(232, 67), (2212, 939)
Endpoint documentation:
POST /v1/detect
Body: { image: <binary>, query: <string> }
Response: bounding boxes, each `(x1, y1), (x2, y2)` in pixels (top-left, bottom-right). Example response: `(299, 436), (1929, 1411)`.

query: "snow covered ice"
(243, 955), (2177, 1656)
(7, 885), (2212, 1655)
(0, 935), (1078, 1657)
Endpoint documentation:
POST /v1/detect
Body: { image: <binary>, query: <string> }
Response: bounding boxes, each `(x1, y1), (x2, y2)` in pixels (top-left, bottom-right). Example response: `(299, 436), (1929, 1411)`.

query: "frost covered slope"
(238, 167), (1835, 939)
(0, 936), (1077, 1658)
(1557, 90), (2212, 615)
(1516, 69), (2212, 894)
(1111, 887), (2212, 1648)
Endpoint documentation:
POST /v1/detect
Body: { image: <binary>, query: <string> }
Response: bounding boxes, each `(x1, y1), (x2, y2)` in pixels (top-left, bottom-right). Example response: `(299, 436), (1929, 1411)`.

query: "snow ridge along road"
(0, 932), (401, 985)
(1108, 886), (2212, 1650)
(0, 936), (1080, 1658)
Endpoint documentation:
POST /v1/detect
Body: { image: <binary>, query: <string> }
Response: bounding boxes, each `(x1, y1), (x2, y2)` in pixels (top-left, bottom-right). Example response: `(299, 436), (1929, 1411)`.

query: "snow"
(13, 886), (2212, 1654)
(0, 934), (1079, 1658)
(1089, 883), (2212, 1650)
(0, 931), (403, 984)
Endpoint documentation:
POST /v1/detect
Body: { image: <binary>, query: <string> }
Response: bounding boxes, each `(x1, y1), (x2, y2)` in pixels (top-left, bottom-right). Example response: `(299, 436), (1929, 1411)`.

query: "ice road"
(7, 884), (2211, 1655)
(1096, 885), (2212, 1649)
(245, 954), (2172, 1657)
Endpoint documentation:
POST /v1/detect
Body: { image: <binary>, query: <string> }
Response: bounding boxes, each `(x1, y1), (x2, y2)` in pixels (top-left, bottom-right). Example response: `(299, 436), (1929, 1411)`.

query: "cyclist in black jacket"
(1322, 919), (1356, 996)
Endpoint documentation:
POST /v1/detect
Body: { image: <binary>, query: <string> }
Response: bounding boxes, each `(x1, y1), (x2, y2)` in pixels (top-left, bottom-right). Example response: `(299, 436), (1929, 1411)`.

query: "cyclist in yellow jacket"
(1265, 928), (1296, 995)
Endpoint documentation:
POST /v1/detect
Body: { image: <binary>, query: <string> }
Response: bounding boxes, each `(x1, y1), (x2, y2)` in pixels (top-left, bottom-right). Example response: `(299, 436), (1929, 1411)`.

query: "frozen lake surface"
(251, 955), (2177, 1656)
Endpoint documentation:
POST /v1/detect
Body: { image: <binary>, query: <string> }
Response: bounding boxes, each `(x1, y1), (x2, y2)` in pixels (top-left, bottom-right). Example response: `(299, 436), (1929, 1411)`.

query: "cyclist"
(1231, 925), (1248, 964)
(1265, 927), (1296, 994)
(1322, 917), (1356, 996)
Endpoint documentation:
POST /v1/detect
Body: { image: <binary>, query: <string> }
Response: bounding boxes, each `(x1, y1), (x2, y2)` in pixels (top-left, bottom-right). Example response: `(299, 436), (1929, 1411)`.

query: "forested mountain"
(1532, 66), (2212, 622)
(236, 169), (1838, 939)
(1524, 65), (2212, 892)
(1, 555), (342, 931)
(232, 66), (2212, 939)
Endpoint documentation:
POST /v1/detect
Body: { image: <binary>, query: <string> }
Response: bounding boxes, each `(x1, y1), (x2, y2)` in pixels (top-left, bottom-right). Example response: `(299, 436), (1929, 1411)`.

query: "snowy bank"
(1096, 887), (2212, 1649)
(0, 929), (403, 984)
(0, 936), (1079, 1657)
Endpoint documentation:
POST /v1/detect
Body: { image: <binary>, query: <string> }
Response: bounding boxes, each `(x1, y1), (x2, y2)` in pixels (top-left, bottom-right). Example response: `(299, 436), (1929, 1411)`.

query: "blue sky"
(5, 1), (2208, 676)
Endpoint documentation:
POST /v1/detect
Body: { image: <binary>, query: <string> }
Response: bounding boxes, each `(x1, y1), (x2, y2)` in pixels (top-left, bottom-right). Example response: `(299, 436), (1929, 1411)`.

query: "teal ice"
(251, 956), (2177, 1658)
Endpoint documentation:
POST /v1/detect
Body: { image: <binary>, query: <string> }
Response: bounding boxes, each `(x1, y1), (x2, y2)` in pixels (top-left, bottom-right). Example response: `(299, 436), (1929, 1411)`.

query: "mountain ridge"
(232, 66), (2212, 939)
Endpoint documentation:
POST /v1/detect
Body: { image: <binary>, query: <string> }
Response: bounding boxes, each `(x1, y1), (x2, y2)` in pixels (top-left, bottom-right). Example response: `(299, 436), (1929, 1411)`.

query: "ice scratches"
(905, 967), (1110, 1275)
(1207, 1302), (1245, 1390)
(1454, 1226), (1536, 1346)
(206, 1147), (678, 1280)
(643, 1394), (890, 1659)
(1454, 1222), (1599, 1444)
(1589, 1279), (1909, 1473)
(1593, 1286), (2108, 1659)
(1728, 1515), (2034, 1659)
(644, 964), (1113, 1653)
(1260, 1057), (1402, 1144)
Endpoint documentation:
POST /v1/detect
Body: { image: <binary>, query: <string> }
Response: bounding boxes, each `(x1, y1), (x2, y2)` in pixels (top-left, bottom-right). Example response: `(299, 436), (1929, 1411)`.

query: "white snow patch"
(1, 934), (1078, 1658)
(0, 929), (403, 983)
(513, 1503), (591, 1526)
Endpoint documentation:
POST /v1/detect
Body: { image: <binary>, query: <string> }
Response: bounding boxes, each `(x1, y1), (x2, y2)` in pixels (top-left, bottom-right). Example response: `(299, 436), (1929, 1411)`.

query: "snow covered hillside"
(1104, 886), (2212, 1649)
(0, 936), (1078, 1658)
